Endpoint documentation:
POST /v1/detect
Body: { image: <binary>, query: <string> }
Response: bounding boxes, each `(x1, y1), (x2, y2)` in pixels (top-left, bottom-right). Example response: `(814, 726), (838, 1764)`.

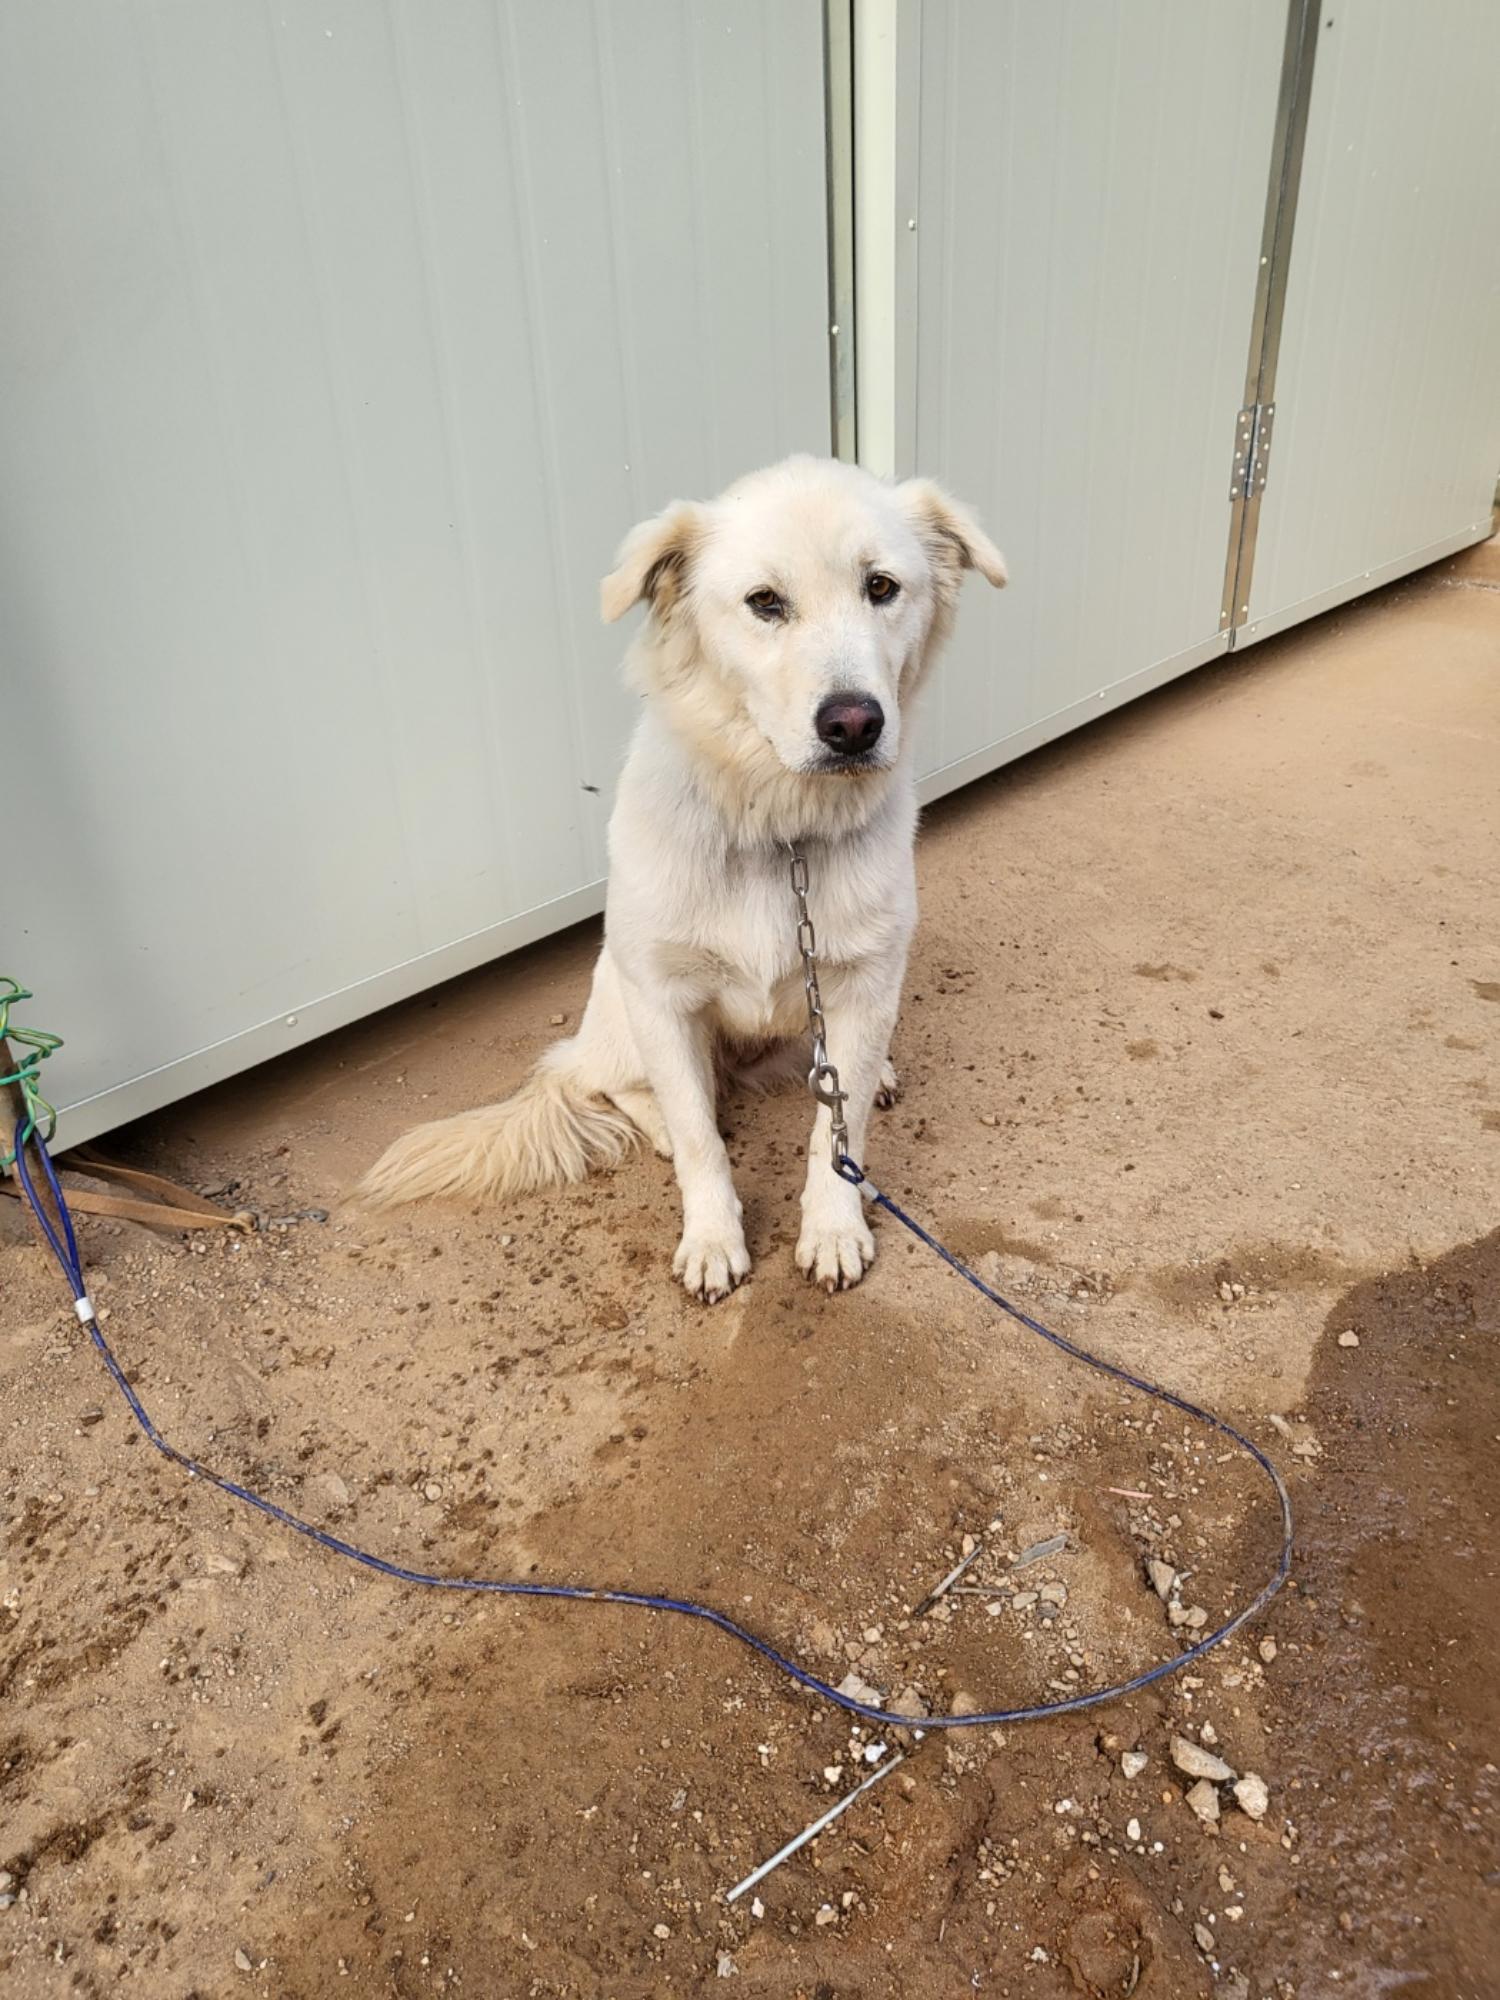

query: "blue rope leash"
(11, 1118), (1291, 1731)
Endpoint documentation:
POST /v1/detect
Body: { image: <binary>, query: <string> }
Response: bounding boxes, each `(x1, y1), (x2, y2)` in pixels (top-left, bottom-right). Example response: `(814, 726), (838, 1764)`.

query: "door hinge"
(1229, 401), (1275, 501)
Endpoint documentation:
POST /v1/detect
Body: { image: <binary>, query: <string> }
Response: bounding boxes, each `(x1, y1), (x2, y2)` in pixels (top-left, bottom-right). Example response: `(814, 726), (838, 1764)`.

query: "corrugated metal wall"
(878, 1), (1291, 797)
(1, 0), (832, 1142)
(1243, 0), (1500, 639)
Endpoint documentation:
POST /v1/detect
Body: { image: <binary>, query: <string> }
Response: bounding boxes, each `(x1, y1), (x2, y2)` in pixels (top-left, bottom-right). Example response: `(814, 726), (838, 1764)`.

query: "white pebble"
(1171, 1735), (1236, 1783)
(1233, 1773), (1270, 1821)
(1338, 1329), (1360, 1348)
(1126, 1817), (1142, 1843)
(1121, 1750), (1149, 1780)
(1186, 1778), (1221, 1824)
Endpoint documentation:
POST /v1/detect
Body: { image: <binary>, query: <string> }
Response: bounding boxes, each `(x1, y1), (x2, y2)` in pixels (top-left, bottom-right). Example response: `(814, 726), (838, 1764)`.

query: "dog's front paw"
(875, 1058), (901, 1109)
(796, 1211), (876, 1293)
(673, 1226), (751, 1304)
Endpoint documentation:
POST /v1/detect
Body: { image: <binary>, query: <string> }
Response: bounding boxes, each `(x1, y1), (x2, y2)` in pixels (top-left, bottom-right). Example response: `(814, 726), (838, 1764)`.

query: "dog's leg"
(618, 987), (749, 1303)
(607, 1086), (673, 1158)
(796, 966), (903, 1292)
(876, 1056), (900, 1108)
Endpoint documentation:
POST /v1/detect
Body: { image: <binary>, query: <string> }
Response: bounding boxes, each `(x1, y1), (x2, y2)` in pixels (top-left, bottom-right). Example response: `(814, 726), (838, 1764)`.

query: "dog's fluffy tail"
(357, 1066), (638, 1209)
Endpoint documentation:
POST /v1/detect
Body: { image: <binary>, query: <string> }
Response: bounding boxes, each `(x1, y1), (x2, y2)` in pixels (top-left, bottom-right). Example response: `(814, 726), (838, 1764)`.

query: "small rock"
(0, 1893), (15, 1910)
(1218, 1866), (1236, 1893)
(423, 1481), (443, 1502)
(1218, 1280), (1234, 1304)
(862, 1626), (882, 1644)
(549, 1012), (568, 1026)
(717, 1951), (738, 1977)
(1259, 1636), (1278, 1664)
(1126, 1817), (1142, 1843)
(320, 1472), (352, 1508)
(1121, 1750), (1149, 1780)
(1011, 1590), (1039, 1611)
(750, 1898), (765, 1920)
(1038, 1581), (1068, 1608)
(653, 1923), (671, 1940)
(808, 1618), (839, 1656)
(1186, 1778), (1221, 1825)
(234, 1949), (253, 1973)
(1338, 1330), (1360, 1348)
(1015, 1532), (1068, 1568)
(1169, 1602), (1209, 1630)
(837, 1672), (882, 1707)
(0, 1872), (12, 1894)
(1171, 1735), (1236, 1783)
(1193, 1921), (1216, 1954)
(1233, 1773), (1270, 1821)
(949, 1690), (982, 1717)
(1147, 1559), (1178, 1601)
(823, 1765), (844, 1785)
(1200, 1722), (1219, 1746)
(814, 1905), (838, 1927)
(979, 1112), (998, 1126)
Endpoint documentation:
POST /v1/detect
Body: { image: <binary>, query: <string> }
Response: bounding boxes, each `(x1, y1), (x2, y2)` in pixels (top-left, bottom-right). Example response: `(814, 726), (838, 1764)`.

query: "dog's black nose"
(815, 694), (885, 755)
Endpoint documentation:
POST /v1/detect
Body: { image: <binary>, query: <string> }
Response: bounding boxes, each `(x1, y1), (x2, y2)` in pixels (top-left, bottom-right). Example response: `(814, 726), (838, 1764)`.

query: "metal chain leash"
(787, 846), (850, 1169)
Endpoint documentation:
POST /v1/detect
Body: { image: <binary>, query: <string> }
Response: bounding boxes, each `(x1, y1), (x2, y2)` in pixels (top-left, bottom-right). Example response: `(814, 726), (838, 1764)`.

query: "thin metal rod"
(725, 1750), (908, 1906)
(911, 1540), (986, 1618)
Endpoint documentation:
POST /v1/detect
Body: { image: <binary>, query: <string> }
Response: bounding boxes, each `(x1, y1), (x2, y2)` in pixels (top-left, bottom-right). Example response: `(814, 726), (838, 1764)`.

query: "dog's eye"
(746, 588), (786, 622)
(866, 572), (901, 605)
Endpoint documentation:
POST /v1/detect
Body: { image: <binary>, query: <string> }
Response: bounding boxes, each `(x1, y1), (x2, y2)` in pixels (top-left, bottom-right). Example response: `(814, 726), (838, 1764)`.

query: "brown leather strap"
(0, 1146), (252, 1233)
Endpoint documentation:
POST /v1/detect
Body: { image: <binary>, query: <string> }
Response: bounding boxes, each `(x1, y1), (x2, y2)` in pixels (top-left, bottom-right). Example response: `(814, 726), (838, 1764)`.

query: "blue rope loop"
(11, 1117), (1292, 1732)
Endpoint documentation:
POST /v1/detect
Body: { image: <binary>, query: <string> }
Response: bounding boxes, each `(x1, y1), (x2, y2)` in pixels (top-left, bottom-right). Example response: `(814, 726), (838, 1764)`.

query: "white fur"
(359, 456), (1004, 1300)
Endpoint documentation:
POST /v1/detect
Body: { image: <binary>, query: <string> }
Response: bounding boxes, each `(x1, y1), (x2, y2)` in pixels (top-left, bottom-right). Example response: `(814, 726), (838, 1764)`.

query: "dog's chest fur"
(626, 835), (913, 1041)
(605, 712), (918, 1040)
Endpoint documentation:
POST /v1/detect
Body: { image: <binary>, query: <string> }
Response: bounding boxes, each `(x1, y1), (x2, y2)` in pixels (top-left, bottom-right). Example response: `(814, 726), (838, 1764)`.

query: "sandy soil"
(3, 547), (1498, 1999)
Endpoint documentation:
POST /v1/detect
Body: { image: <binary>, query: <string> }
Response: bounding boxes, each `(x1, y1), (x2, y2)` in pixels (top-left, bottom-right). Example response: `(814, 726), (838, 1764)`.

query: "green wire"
(0, 977), (62, 1167)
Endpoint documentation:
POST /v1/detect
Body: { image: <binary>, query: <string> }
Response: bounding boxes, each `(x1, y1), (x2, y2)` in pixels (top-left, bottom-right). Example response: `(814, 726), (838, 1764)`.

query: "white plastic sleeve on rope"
(74, 1295), (96, 1323)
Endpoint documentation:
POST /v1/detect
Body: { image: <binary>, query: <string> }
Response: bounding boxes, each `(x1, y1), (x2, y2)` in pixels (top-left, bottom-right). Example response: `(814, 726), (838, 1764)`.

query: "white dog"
(360, 456), (1005, 1300)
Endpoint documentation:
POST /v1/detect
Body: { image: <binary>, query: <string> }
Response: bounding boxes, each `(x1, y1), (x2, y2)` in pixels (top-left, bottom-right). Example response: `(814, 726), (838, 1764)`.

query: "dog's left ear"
(896, 479), (1008, 589)
(600, 501), (703, 623)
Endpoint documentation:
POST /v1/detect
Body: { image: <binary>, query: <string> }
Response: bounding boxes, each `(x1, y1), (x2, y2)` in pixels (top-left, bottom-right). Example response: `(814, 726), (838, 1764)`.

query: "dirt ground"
(3, 542), (1498, 2000)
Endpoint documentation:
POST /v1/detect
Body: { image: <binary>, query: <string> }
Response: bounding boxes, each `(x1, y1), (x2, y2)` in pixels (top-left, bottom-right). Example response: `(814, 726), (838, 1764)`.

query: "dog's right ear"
(600, 501), (703, 623)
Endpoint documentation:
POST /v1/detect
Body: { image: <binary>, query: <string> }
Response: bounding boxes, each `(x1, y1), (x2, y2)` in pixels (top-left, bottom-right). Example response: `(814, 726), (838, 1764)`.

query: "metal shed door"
(1238, 0), (1500, 643)
(857, 1), (1292, 799)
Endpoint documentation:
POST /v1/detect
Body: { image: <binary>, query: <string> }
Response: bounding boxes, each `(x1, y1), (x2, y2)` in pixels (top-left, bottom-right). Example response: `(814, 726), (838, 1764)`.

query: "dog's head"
(601, 456), (1005, 780)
